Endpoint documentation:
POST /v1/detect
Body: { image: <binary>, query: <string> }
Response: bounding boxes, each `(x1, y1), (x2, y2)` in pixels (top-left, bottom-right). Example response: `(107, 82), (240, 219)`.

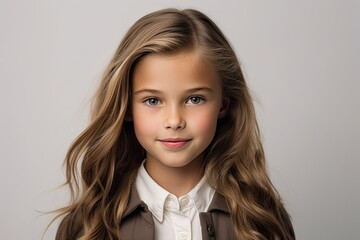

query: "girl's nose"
(164, 105), (186, 130)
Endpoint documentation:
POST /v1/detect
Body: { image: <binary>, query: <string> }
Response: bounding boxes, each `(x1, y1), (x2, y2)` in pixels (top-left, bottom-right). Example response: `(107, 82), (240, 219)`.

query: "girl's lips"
(158, 139), (191, 149)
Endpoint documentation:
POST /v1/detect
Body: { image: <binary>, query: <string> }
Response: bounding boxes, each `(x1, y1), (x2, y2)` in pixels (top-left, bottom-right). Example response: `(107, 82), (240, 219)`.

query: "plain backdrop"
(1, 0), (359, 239)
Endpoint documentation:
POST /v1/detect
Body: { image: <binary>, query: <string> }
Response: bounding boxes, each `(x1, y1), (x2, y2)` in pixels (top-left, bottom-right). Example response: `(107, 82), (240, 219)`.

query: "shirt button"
(180, 197), (189, 207)
(178, 232), (187, 240)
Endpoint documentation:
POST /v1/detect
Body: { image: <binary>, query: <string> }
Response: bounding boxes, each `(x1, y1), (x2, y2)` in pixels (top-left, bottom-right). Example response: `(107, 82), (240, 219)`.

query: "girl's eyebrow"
(134, 87), (214, 95)
(185, 87), (214, 94)
(133, 89), (162, 95)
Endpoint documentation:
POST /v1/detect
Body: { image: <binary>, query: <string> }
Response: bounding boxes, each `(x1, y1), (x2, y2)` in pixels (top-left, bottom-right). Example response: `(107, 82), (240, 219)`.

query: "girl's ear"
(218, 98), (230, 119)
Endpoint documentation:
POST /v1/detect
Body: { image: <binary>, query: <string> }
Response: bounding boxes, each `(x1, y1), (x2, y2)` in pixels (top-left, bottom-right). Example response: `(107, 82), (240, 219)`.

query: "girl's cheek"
(192, 110), (219, 134)
(133, 110), (155, 134)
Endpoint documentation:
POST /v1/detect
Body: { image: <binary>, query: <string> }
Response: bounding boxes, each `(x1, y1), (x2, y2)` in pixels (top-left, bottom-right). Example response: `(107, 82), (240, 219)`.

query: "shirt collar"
(123, 187), (230, 220)
(187, 177), (215, 212)
(134, 160), (216, 222)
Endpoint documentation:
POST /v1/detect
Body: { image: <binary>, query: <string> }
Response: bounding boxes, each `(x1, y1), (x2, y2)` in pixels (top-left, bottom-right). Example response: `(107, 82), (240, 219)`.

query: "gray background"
(1, 0), (359, 239)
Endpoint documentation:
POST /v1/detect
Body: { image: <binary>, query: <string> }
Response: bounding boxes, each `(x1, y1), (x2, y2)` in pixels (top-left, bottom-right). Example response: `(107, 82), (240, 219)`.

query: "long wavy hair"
(55, 8), (294, 240)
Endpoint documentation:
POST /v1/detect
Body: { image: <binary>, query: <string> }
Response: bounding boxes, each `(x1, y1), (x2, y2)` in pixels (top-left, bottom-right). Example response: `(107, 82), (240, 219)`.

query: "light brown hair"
(54, 8), (294, 239)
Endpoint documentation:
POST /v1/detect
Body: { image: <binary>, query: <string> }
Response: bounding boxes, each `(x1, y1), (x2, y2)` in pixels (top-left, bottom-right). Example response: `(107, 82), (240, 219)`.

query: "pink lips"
(158, 138), (191, 149)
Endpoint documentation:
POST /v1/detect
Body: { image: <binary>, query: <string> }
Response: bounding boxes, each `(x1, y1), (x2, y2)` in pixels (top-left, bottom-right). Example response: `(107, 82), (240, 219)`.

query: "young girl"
(55, 8), (295, 240)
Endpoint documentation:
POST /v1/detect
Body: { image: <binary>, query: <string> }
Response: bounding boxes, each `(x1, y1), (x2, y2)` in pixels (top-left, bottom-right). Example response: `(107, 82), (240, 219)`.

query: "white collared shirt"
(135, 161), (215, 240)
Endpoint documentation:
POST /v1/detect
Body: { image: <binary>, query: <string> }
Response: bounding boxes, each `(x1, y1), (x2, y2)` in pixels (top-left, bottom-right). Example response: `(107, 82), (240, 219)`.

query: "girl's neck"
(144, 156), (205, 197)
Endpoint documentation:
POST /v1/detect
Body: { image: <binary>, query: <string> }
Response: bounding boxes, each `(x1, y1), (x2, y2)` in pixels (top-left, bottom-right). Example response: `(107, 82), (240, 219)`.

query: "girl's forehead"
(135, 50), (214, 76)
(132, 50), (221, 93)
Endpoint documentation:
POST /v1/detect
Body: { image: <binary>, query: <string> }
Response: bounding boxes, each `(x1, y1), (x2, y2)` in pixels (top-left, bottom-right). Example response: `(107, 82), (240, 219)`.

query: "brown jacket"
(56, 187), (234, 240)
(56, 188), (295, 239)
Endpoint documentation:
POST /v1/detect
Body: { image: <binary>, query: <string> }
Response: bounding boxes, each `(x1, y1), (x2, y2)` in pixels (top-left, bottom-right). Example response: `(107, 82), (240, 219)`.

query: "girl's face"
(132, 50), (224, 176)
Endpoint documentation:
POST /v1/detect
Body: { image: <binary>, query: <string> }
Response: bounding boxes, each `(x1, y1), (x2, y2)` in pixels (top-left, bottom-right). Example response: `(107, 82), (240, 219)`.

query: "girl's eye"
(144, 98), (160, 106)
(187, 96), (205, 105)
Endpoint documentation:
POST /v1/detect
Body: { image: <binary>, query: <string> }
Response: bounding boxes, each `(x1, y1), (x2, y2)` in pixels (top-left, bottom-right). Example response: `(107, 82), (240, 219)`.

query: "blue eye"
(187, 97), (204, 105)
(144, 98), (160, 106)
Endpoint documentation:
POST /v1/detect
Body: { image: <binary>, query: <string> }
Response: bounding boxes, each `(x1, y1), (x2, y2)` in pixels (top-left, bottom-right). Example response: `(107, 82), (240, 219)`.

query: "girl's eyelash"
(143, 98), (161, 106)
(186, 96), (205, 105)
